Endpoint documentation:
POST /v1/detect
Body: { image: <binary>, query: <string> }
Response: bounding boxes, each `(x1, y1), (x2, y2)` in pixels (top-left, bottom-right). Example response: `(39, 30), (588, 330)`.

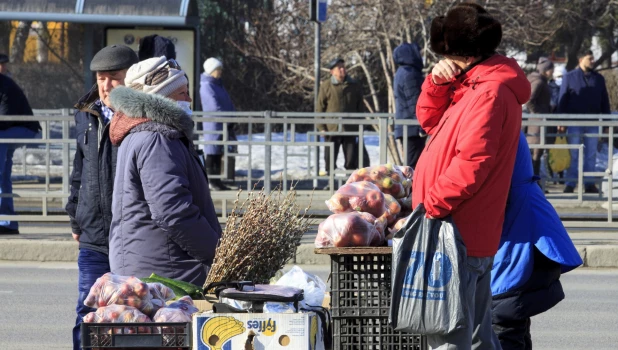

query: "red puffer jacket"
(412, 54), (531, 257)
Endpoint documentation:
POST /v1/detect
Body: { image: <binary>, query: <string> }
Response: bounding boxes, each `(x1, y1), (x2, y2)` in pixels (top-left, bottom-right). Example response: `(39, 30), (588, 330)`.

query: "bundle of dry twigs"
(205, 185), (314, 288)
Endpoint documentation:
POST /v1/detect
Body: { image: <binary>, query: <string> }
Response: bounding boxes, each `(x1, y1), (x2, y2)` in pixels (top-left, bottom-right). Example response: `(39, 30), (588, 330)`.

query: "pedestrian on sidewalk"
(65, 45), (138, 350)
(0, 73), (40, 234)
(393, 42), (426, 169)
(558, 50), (610, 194)
(412, 3), (530, 349)
(317, 57), (370, 175)
(525, 57), (555, 177)
(491, 131), (582, 350)
(200, 57), (236, 191)
(108, 57), (221, 285)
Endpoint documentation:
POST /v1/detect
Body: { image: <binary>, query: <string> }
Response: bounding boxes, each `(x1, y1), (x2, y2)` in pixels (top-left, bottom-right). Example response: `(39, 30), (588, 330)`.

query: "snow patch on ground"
(12, 132), (382, 180)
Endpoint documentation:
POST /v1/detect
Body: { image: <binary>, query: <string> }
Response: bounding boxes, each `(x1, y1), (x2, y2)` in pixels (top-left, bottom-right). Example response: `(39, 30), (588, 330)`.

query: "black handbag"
(205, 281), (304, 313)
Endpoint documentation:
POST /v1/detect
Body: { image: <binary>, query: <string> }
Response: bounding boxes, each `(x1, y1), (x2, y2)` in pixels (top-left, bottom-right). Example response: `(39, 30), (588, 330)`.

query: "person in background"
(545, 67), (566, 182)
(491, 131), (582, 350)
(558, 50), (610, 194)
(66, 45), (138, 350)
(549, 66), (564, 112)
(108, 57), (221, 286)
(393, 42), (426, 169)
(0, 72), (40, 234)
(525, 57), (555, 177)
(317, 57), (370, 176)
(0, 54), (11, 78)
(413, 3), (530, 348)
(138, 34), (176, 61)
(200, 58), (236, 191)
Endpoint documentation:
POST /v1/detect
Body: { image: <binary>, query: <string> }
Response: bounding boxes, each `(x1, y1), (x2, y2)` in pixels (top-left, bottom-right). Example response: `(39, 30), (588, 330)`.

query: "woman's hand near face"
(431, 59), (462, 85)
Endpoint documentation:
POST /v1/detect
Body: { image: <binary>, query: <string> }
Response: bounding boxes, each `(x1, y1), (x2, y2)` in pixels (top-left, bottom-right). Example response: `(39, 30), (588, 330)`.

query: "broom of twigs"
(205, 183), (314, 289)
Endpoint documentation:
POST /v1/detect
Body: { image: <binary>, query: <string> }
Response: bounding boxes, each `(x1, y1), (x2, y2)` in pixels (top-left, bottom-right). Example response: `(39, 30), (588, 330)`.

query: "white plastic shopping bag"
(389, 204), (468, 335)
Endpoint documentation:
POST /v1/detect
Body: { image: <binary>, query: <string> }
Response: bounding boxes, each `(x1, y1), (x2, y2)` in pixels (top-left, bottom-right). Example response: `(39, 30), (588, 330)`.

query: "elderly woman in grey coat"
(108, 57), (221, 285)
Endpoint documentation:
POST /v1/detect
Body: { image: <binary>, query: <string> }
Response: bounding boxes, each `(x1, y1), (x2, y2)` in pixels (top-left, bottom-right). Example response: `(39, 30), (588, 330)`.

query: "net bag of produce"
(346, 164), (411, 198)
(325, 181), (388, 218)
(83, 304), (152, 334)
(315, 212), (386, 248)
(153, 296), (198, 323)
(153, 296), (198, 341)
(84, 273), (157, 317)
(388, 216), (409, 235)
(147, 282), (176, 311)
(382, 193), (402, 224)
(397, 165), (414, 182)
(398, 193), (413, 211)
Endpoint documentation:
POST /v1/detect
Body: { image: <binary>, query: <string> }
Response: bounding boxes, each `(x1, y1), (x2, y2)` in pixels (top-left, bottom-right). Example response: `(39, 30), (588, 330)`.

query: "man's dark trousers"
(324, 135), (369, 173)
(73, 248), (110, 350)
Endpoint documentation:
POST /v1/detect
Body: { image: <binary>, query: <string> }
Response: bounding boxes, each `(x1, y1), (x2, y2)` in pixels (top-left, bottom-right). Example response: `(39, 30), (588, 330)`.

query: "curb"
(0, 240), (78, 262)
(295, 244), (331, 265)
(1, 241), (618, 269)
(578, 245), (618, 268)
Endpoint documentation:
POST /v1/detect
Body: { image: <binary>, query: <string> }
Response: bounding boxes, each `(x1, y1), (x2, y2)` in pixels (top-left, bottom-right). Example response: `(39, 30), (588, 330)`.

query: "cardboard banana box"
(193, 312), (325, 350)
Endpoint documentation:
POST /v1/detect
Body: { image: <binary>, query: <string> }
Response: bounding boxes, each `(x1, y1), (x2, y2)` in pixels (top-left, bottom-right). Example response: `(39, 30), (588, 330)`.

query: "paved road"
(0, 263), (617, 349)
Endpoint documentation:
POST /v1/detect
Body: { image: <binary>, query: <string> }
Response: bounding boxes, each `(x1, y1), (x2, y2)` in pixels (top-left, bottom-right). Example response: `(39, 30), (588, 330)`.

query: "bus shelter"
(0, 0), (202, 108)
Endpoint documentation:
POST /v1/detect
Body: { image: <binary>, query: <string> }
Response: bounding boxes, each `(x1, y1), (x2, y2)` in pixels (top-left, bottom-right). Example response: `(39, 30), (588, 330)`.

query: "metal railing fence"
(0, 111), (616, 227)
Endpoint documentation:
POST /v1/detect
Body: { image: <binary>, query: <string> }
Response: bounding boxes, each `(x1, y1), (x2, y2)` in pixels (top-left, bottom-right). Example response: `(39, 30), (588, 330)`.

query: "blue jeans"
(0, 127), (38, 229)
(565, 126), (598, 188)
(73, 249), (110, 350)
(426, 257), (502, 350)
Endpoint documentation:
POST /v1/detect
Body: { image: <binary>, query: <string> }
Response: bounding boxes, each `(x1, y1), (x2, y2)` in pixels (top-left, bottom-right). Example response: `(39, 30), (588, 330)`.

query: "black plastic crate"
(81, 322), (191, 349)
(333, 317), (426, 350)
(330, 251), (393, 318)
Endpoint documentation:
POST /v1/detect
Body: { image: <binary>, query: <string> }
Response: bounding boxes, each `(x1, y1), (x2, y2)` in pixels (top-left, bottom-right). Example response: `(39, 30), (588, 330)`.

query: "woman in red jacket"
(412, 3), (531, 349)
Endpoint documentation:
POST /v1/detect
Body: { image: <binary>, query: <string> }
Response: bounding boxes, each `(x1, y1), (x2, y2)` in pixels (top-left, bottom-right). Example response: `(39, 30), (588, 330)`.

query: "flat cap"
(0, 54), (8, 64)
(327, 57), (345, 70)
(90, 45), (139, 72)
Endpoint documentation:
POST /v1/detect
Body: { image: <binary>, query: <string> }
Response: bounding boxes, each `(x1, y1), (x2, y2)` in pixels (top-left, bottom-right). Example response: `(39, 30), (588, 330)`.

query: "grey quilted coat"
(108, 87), (221, 286)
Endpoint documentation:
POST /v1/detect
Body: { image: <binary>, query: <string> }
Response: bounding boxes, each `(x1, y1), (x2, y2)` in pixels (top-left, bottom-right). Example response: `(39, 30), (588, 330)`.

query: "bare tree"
(67, 23), (83, 66)
(0, 22), (11, 54)
(36, 22), (49, 63)
(10, 21), (31, 63)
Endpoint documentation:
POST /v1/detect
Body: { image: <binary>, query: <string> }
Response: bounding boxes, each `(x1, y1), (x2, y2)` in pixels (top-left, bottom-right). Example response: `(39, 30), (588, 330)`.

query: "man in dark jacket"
(0, 74), (40, 234)
(393, 42), (425, 169)
(66, 45), (138, 350)
(558, 50), (610, 194)
(317, 57), (369, 174)
(525, 57), (554, 177)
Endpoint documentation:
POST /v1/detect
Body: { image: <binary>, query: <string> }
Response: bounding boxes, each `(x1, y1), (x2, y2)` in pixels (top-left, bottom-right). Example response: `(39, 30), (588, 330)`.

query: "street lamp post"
(310, 0), (327, 187)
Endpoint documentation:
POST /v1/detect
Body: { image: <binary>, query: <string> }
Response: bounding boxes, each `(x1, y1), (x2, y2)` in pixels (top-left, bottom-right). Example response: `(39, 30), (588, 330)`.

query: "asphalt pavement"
(0, 262), (617, 350)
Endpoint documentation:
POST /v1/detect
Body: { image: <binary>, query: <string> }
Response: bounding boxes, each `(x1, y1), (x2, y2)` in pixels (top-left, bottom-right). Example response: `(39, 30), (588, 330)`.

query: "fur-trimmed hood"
(109, 86), (194, 142)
